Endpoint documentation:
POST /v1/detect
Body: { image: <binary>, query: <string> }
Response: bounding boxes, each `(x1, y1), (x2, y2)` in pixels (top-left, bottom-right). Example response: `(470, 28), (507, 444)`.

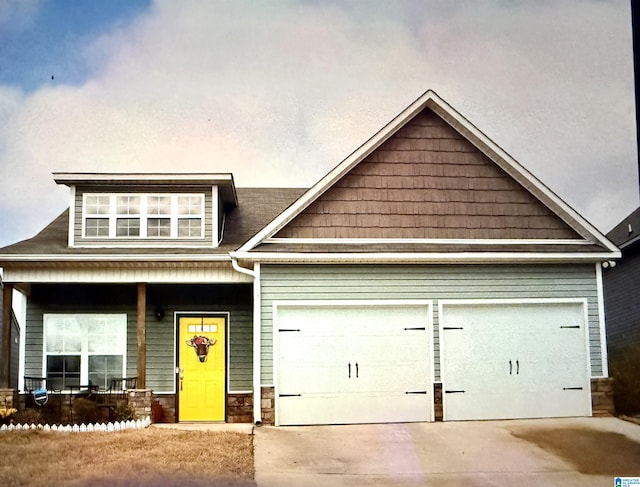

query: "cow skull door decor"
(186, 335), (216, 362)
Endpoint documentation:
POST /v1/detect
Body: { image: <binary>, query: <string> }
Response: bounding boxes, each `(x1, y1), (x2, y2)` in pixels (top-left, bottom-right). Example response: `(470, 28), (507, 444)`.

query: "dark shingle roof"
(0, 188), (305, 258)
(607, 207), (640, 250)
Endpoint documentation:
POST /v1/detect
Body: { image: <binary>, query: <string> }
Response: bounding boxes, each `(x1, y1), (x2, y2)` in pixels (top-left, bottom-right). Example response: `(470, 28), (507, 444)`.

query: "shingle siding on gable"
(275, 109), (581, 240)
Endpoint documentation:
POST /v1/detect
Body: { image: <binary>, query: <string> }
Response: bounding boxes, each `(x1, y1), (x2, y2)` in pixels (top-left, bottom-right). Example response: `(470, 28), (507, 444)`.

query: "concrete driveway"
(254, 417), (640, 486)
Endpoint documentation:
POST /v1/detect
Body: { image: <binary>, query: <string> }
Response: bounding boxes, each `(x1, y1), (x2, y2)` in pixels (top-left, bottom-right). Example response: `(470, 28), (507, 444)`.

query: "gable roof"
(0, 188), (304, 263)
(236, 90), (619, 261)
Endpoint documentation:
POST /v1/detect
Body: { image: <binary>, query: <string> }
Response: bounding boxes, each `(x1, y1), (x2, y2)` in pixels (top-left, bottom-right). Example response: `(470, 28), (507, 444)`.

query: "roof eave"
(53, 172), (238, 206)
(0, 253), (232, 264)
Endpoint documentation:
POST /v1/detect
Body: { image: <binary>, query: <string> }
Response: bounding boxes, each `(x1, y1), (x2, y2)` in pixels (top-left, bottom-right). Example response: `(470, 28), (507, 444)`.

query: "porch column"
(1, 283), (13, 388)
(136, 283), (146, 389)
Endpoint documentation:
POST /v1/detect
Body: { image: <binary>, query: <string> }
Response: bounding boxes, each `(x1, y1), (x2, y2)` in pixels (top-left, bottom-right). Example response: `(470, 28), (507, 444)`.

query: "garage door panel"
(279, 364), (350, 394)
(279, 392), (431, 425)
(276, 303), (432, 425)
(445, 360), (518, 392)
(442, 301), (590, 421)
(355, 361), (429, 393)
(278, 334), (351, 363)
(444, 391), (517, 421)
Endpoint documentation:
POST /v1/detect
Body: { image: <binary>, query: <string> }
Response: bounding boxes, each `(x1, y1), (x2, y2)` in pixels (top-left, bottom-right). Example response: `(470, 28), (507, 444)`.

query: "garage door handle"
(516, 360), (519, 375)
(445, 390), (465, 394)
(509, 360), (512, 375)
(355, 362), (359, 378)
(348, 362), (351, 378)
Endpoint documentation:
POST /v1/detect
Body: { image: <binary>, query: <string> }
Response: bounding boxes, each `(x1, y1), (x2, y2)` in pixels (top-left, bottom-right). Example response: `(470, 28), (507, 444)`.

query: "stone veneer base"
(153, 378), (614, 425)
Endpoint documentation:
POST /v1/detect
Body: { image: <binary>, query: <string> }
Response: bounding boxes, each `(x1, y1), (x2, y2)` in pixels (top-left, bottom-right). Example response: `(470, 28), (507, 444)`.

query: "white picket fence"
(0, 416), (151, 433)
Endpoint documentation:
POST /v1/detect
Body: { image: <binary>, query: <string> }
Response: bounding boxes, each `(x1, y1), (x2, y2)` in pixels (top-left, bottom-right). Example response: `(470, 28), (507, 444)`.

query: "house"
(0, 90), (619, 425)
(604, 207), (640, 353)
(603, 207), (640, 414)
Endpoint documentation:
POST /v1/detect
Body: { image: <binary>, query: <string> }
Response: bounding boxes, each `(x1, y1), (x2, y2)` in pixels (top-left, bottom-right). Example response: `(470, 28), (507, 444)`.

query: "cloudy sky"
(0, 0), (637, 248)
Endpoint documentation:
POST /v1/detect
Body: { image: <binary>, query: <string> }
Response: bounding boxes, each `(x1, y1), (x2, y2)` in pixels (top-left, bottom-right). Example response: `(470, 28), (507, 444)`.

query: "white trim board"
(263, 238), (593, 245)
(2, 266), (253, 284)
(595, 263), (609, 377)
(0, 254), (232, 262)
(231, 251), (620, 263)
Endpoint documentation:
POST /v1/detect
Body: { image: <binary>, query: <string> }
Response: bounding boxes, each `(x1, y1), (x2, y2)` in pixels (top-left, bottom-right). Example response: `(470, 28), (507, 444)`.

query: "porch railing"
(21, 376), (138, 424)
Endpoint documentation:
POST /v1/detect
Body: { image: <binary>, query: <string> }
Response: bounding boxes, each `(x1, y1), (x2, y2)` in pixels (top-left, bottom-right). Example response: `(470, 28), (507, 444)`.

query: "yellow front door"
(178, 315), (226, 421)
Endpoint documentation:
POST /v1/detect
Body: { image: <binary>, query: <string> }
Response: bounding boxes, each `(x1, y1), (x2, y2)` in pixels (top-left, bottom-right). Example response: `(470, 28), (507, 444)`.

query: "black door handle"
(509, 360), (512, 375)
(355, 362), (359, 378)
(348, 362), (351, 378)
(516, 360), (519, 375)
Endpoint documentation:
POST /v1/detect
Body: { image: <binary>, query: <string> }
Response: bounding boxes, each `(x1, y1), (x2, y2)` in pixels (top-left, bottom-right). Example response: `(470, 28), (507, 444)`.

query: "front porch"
(2, 281), (258, 424)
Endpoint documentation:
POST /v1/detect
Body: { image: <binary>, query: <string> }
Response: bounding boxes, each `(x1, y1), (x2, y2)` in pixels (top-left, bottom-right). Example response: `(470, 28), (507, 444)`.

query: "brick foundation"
(227, 393), (253, 423)
(261, 386), (275, 425)
(434, 383), (443, 421)
(153, 394), (176, 423)
(0, 388), (16, 410)
(591, 377), (615, 417)
(128, 389), (152, 420)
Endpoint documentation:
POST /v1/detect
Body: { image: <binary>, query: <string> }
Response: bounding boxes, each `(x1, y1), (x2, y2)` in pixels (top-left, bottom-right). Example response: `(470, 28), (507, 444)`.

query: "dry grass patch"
(0, 428), (255, 487)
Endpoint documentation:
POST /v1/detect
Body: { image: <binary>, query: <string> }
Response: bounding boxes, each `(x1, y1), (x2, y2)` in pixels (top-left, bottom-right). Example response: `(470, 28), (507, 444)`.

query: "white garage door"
(441, 301), (591, 421)
(275, 302), (432, 426)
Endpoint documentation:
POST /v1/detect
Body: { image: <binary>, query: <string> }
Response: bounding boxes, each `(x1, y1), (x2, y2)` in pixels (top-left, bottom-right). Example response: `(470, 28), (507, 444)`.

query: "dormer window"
(54, 173), (237, 249)
(82, 193), (204, 239)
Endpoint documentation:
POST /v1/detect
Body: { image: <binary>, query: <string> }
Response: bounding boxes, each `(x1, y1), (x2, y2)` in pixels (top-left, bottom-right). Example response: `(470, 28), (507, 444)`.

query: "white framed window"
(43, 314), (127, 391)
(82, 193), (204, 239)
(84, 195), (111, 238)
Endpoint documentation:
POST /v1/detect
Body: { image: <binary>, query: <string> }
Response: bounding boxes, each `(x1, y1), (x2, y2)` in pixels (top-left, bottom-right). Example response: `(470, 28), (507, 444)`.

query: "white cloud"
(0, 0), (637, 246)
(0, 0), (42, 33)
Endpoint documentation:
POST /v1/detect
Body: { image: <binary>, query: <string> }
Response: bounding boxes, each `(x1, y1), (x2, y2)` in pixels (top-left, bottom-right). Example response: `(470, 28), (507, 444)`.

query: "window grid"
(116, 218), (141, 237)
(178, 218), (203, 238)
(147, 196), (171, 215)
(43, 314), (127, 391)
(147, 218), (171, 237)
(85, 195), (110, 215)
(86, 218), (110, 237)
(116, 195), (140, 215)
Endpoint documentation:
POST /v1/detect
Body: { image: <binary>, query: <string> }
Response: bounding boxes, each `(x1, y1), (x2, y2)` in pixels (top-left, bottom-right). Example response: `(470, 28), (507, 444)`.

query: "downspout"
(231, 256), (262, 425)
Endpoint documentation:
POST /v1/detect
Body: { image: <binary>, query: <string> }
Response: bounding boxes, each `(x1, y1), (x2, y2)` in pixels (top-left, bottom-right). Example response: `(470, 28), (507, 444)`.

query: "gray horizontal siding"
(260, 264), (601, 383)
(23, 284), (253, 393)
